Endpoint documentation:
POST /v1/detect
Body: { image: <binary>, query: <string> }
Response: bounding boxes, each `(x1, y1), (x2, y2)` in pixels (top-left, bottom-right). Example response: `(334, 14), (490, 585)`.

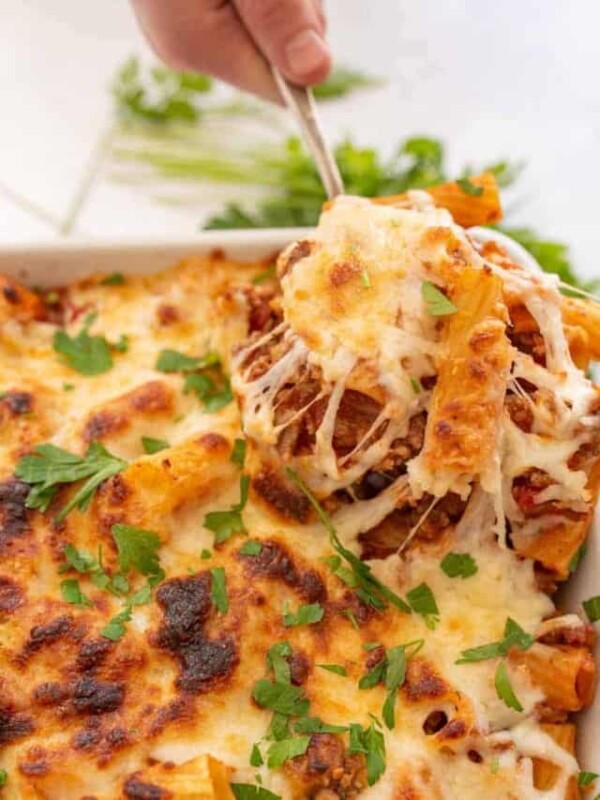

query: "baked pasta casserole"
(0, 174), (598, 799)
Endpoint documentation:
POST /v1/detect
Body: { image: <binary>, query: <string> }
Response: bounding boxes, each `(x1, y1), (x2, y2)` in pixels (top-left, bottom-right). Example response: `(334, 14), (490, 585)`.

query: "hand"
(131, 0), (331, 102)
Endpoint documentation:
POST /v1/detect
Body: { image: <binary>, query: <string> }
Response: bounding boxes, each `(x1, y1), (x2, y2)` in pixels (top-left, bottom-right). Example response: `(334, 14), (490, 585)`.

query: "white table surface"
(1, 0), (599, 281)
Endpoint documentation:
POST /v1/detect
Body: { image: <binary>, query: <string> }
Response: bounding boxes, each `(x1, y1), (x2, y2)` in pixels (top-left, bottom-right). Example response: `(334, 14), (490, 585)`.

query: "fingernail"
(285, 29), (329, 79)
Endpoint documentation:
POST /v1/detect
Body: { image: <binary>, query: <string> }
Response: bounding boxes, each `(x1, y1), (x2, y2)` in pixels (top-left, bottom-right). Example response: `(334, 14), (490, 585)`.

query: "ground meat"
(505, 393), (534, 432)
(359, 493), (466, 560)
(508, 329), (546, 365)
(284, 733), (366, 798)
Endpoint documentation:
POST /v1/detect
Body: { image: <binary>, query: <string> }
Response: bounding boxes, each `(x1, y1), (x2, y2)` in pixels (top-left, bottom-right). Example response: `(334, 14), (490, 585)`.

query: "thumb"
(234, 0), (332, 86)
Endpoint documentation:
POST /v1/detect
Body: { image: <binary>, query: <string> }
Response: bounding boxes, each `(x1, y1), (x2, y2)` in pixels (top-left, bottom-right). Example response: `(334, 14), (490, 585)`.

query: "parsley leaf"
(494, 660), (523, 712)
(0, 769), (7, 787)
(421, 281), (458, 317)
(287, 468), (410, 613)
(101, 607), (133, 641)
(184, 372), (233, 412)
(294, 717), (348, 734)
(252, 680), (309, 717)
(569, 543), (587, 574)
(583, 595), (600, 623)
(141, 436), (169, 454)
(15, 441), (126, 521)
(53, 313), (114, 375)
(440, 552), (478, 579)
(155, 349), (218, 372)
(204, 474), (250, 545)
(282, 602), (324, 628)
(231, 785), (281, 800)
(266, 736), (310, 768)
(410, 376), (422, 394)
(111, 524), (163, 577)
(266, 641), (292, 684)
(60, 578), (93, 608)
(456, 177), (484, 196)
(230, 438), (247, 467)
(239, 540), (262, 556)
(250, 743), (263, 767)
(317, 664), (347, 676)
(101, 272), (125, 286)
(406, 583), (439, 629)
(210, 567), (229, 614)
(251, 265), (277, 285)
(348, 722), (386, 786)
(457, 617), (534, 663)
(578, 772), (599, 787)
(382, 645), (407, 729)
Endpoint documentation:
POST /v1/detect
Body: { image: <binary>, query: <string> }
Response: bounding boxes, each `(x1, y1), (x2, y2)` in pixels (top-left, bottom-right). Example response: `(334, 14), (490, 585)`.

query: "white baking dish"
(0, 229), (597, 775)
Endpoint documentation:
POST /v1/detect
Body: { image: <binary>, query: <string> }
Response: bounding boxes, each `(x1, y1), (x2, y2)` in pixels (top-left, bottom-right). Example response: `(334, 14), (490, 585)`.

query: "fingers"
(234, 0), (332, 86)
(130, 0), (280, 102)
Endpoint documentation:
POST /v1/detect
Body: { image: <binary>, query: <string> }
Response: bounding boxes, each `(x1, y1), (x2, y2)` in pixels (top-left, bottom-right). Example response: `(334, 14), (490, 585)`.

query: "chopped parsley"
(421, 281), (458, 316)
(410, 376), (422, 394)
(360, 266), (371, 288)
(0, 769), (7, 787)
(456, 177), (484, 196)
(569, 543), (587, 573)
(204, 474), (250, 545)
(252, 680), (309, 718)
(440, 552), (478, 579)
(578, 771), (599, 787)
(101, 607), (133, 641)
(60, 578), (93, 608)
(155, 349), (219, 373)
(111, 524), (163, 578)
(266, 736), (310, 767)
(282, 602), (324, 628)
(200, 549), (212, 559)
(155, 348), (232, 412)
(239, 540), (262, 556)
(293, 717), (348, 734)
(251, 265), (277, 285)
(250, 743), (263, 767)
(406, 583), (439, 629)
(583, 595), (600, 623)
(141, 436), (169, 454)
(494, 660), (523, 712)
(230, 437), (247, 467)
(210, 567), (229, 614)
(457, 617), (534, 663)
(341, 608), (360, 630)
(101, 272), (125, 285)
(231, 785), (281, 800)
(53, 313), (115, 375)
(358, 640), (424, 729)
(15, 441), (126, 521)
(317, 663), (347, 676)
(348, 721), (386, 786)
(287, 468), (410, 613)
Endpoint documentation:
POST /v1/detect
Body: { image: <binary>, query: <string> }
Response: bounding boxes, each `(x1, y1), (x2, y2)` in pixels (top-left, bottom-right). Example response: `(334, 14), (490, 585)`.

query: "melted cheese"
(0, 233), (594, 799)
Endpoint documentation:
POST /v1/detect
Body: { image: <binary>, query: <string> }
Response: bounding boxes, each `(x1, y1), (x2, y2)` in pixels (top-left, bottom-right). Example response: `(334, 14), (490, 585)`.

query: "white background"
(1, 0), (599, 281)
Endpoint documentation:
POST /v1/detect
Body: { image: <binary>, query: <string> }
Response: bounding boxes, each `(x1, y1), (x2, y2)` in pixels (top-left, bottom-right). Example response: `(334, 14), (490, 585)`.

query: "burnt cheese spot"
(244, 540), (326, 603)
(0, 391), (33, 415)
(252, 469), (310, 523)
(33, 677), (124, 716)
(403, 660), (447, 702)
(155, 574), (238, 694)
(0, 575), (24, 614)
(123, 776), (172, 800)
(285, 732), (366, 796)
(0, 479), (31, 550)
(2, 284), (20, 304)
(0, 703), (35, 744)
(21, 615), (75, 660)
(156, 304), (180, 326)
(84, 409), (126, 441)
(76, 638), (114, 673)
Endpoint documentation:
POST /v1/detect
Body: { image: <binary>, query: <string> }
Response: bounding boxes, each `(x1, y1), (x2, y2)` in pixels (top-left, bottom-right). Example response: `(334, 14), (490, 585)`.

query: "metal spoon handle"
(271, 67), (344, 200)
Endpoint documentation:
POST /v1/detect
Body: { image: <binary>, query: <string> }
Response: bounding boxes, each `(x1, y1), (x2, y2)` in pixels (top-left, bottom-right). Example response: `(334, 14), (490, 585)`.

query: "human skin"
(130, 0), (332, 102)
